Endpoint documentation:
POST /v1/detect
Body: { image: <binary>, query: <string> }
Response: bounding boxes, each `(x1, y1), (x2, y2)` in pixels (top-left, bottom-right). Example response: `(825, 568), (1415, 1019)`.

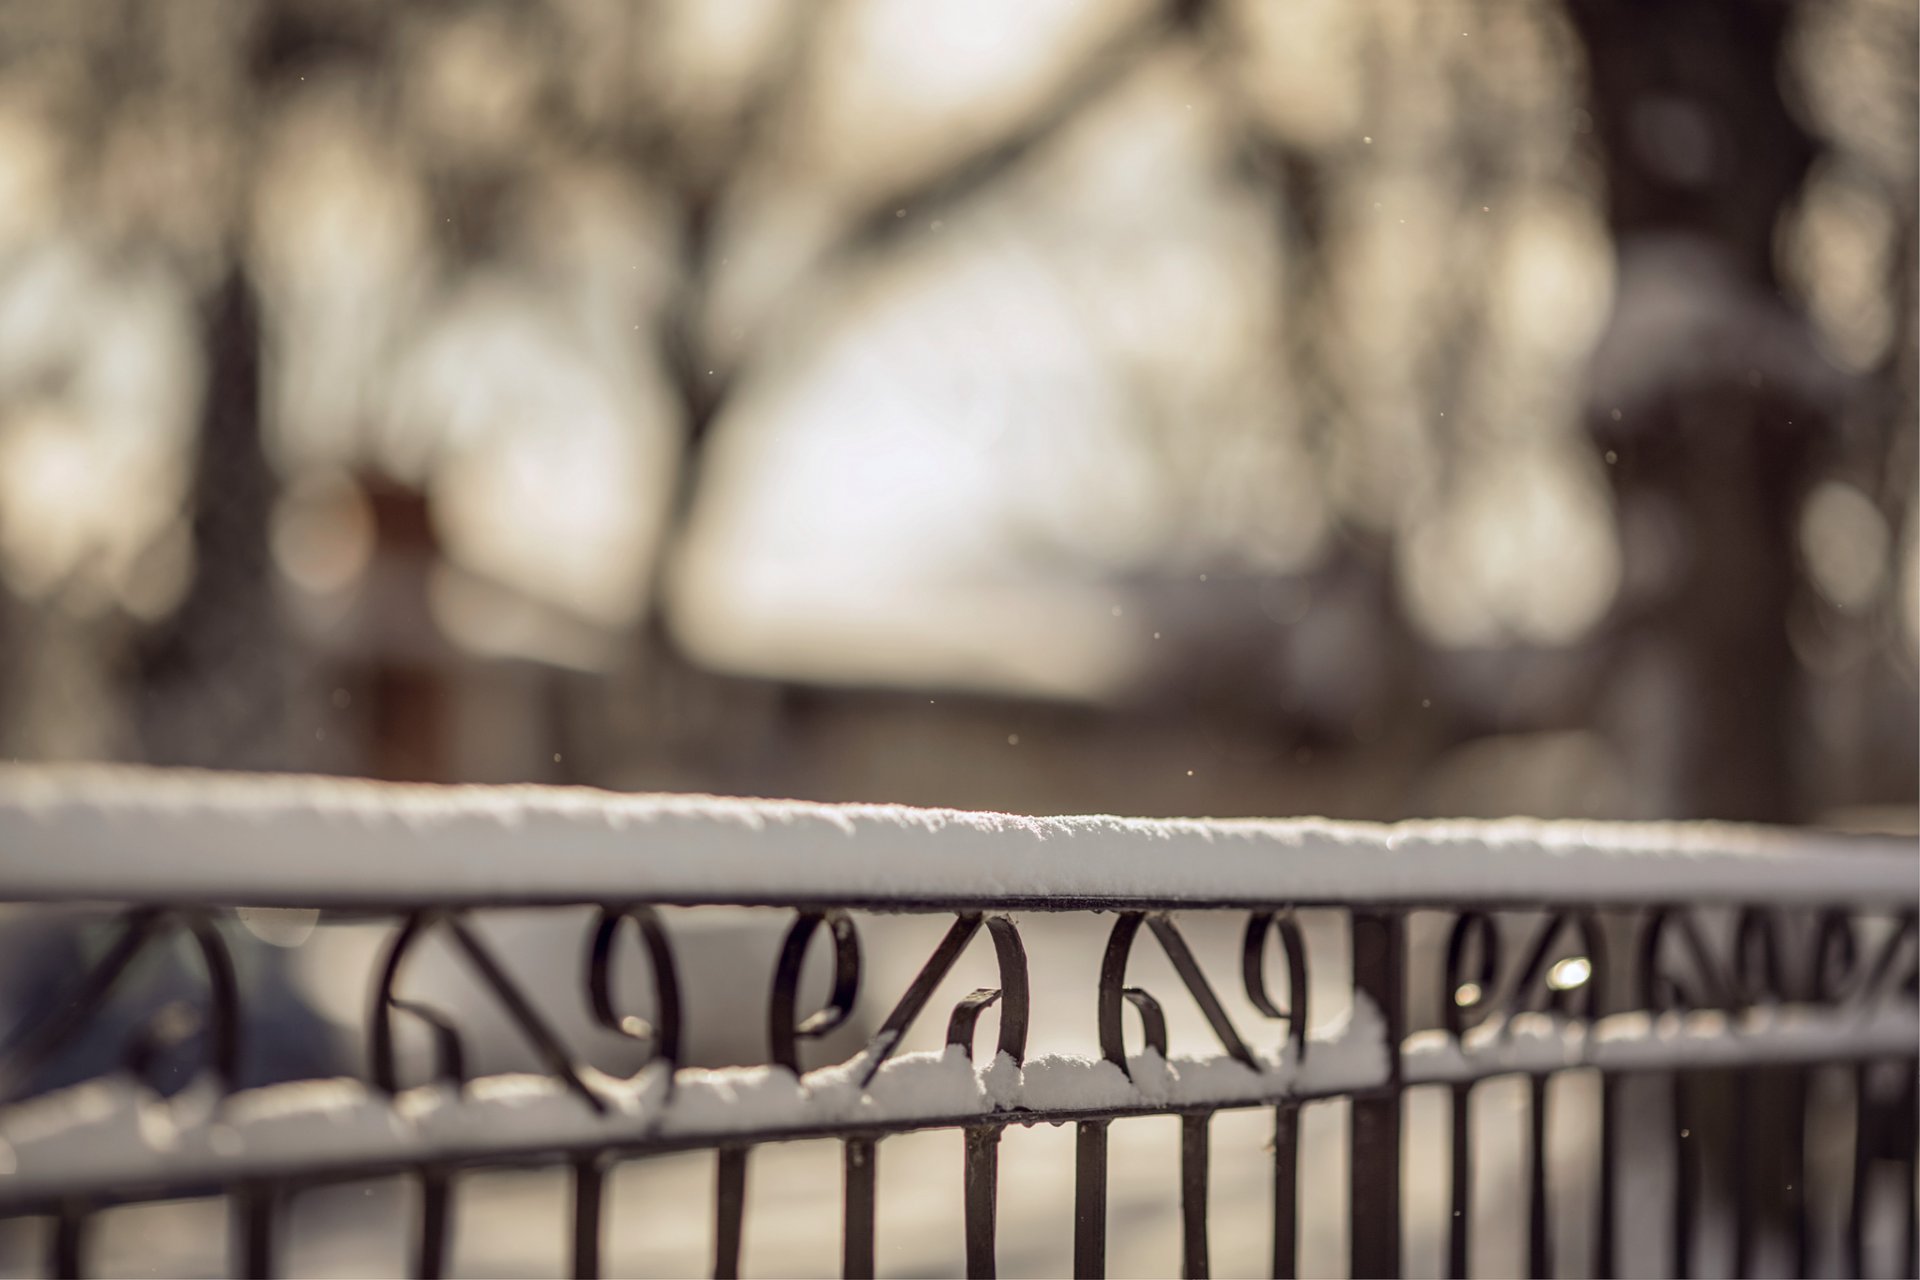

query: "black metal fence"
(0, 773), (1914, 1278)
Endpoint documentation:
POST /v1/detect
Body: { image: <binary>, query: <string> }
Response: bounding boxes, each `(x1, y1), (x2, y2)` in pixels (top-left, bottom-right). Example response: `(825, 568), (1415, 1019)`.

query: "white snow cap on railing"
(0, 766), (1912, 908)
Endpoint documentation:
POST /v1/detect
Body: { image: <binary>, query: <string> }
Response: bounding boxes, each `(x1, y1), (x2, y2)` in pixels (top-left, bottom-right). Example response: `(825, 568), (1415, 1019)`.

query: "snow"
(1585, 233), (1852, 420)
(0, 1007), (1387, 1207)
(8, 992), (1913, 1210)
(1401, 1002), (1920, 1083)
(0, 766), (1911, 908)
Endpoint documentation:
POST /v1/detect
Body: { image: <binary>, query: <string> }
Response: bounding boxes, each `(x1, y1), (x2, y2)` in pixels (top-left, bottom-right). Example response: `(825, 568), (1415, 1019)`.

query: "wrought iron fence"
(0, 770), (1914, 1278)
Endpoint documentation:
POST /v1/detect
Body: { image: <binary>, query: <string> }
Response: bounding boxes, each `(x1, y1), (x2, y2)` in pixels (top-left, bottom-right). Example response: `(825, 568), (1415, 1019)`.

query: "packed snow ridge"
(0, 1002), (1388, 1203)
(0, 766), (1912, 908)
(4, 1000), (1915, 1208)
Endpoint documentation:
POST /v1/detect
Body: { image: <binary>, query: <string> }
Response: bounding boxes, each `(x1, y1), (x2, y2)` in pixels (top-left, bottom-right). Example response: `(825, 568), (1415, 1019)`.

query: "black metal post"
(236, 1182), (279, 1280)
(1529, 1074), (1550, 1279)
(964, 1125), (1001, 1278)
(50, 1203), (87, 1280)
(1596, 1075), (1618, 1280)
(1350, 910), (1404, 1280)
(1272, 1101), (1299, 1280)
(1075, 1120), (1109, 1278)
(1182, 1112), (1212, 1278)
(715, 1147), (749, 1280)
(572, 1157), (604, 1280)
(1672, 1075), (1694, 1280)
(844, 1137), (877, 1279)
(1449, 1083), (1472, 1279)
(417, 1168), (452, 1280)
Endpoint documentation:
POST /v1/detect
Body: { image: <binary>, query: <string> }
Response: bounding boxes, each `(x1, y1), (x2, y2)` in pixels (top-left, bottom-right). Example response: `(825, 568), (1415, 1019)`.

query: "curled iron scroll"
(862, 912), (1028, 1079)
(1507, 909), (1606, 1022)
(1442, 911), (1501, 1039)
(772, 911), (1030, 1081)
(947, 990), (1009, 1064)
(1242, 911), (1310, 1061)
(1636, 907), (1733, 1013)
(1098, 912), (1256, 1077)
(1812, 909), (1860, 1001)
(1856, 911), (1918, 1006)
(586, 904), (683, 1076)
(371, 910), (603, 1112)
(0, 908), (242, 1104)
(1441, 908), (1605, 1041)
(1637, 906), (1907, 1016)
(1732, 908), (1785, 1006)
(134, 912), (243, 1092)
(923, 915), (1029, 1071)
(370, 912), (465, 1094)
(769, 910), (862, 1074)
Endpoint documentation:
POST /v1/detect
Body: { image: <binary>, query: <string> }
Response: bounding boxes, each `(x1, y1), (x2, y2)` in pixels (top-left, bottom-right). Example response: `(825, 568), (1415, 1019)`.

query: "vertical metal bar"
(573, 1157), (605, 1280)
(417, 1168), (452, 1280)
(1448, 1084), (1472, 1280)
(1529, 1074), (1550, 1280)
(1847, 1065), (1869, 1280)
(1272, 1102), (1299, 1280)
(1349, 910), (1404, 1280)
(1905, 1152), (1918, 1280)
(50, 1203), (86, 1280)
(1732, 1070), (1752, 1280)
(1905, 1075), (1920, 1280)
(1075, 1120), (1109, 1279)
(844, 1136), (877, 1280)
(236, 1183), (278, 1280)
(715, 1147), (749, 1280)
(964, 1125), (1001, 1279)
(1596, 1075), (1618, 1280)
(1182, 1112), (1212, 1279)
(1786, 1068), (1810, 1280)
(1672, 1075), (1693, 1280)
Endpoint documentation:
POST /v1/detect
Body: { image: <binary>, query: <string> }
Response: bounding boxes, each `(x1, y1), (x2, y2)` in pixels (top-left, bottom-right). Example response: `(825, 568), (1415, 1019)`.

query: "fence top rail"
(0, 766), (1911, 910)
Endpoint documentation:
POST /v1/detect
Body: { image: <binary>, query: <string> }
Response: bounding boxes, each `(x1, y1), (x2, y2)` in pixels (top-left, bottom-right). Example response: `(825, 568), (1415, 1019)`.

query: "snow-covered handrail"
(0, 766), (1910, 908)
(0, 767), (1913, 1279)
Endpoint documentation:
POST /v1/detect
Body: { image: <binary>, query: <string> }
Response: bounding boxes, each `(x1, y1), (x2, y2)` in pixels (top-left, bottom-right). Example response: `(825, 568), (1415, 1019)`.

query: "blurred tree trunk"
(133, 1), (385, 773)
(135, 264), (295, 770)
(1569, 0), (1829, 823)
(1569, 13), (1832, 1265)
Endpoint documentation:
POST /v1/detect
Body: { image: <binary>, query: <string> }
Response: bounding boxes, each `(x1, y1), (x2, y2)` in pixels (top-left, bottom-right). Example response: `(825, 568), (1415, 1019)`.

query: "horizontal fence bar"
(1, 770), (1914, 1280)
(0, 767), (1911, 908)
(2, 1008), (1911, 1214)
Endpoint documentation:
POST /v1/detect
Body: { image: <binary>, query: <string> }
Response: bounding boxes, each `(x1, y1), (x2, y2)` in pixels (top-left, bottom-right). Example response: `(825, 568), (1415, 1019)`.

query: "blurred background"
(0, 5), (1915, 1272)
(0, 0), (1912, 830)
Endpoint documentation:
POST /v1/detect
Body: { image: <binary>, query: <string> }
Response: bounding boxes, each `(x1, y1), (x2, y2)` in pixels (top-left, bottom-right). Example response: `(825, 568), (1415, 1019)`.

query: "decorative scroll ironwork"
(587, 904), (683, 1077)
(0, 908), (241, 1105)
(371, 910), (604, 1112)
(1242, 910), (1310, 1063)
(0, 892), (1914, 1279)
(770, 909), (862, 1074)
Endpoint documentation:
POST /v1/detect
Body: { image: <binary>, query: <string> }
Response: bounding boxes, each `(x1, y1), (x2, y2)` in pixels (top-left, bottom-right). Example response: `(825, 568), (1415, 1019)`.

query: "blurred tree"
(133, 2), (286, 769)
(137, 262), (292, 768)
(0, 0), (1906, 828)
(1571, 0), (1859, 822)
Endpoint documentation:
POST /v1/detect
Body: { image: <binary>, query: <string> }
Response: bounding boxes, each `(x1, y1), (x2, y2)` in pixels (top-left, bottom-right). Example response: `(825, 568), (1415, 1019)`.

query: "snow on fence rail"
(0, 766), (1910, 907)
(0, 767), (1914, 1279)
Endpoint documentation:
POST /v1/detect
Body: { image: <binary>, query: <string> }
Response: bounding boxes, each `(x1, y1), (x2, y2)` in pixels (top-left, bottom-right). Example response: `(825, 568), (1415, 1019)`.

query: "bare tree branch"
(637, 0), (1196, 644)
(824, 0), (1191, 264)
